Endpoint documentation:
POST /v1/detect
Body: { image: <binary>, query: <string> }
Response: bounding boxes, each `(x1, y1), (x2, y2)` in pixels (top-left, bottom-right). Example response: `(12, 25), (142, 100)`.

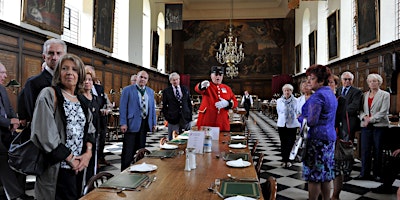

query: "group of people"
(0, 38), (113, 200)
(276, 64), (398, 199)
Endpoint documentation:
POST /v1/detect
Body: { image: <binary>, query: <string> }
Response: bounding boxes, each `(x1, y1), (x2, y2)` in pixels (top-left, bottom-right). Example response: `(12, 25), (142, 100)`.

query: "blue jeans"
(360, 126), (385, 177)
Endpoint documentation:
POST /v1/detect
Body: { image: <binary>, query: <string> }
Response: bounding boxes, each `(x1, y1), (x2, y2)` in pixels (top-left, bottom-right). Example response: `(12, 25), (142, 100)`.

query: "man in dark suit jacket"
(336, 71), (362, 141)
(18, 38), (67, 125)
(162, 72), (192, 140)
(0, 62), (33, 200)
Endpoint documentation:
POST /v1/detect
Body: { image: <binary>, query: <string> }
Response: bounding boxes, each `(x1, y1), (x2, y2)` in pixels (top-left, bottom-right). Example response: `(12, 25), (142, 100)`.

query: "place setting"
(228, 143), (247, 149)
(207, 175), (260, 199)
(226, 158), (252, 168)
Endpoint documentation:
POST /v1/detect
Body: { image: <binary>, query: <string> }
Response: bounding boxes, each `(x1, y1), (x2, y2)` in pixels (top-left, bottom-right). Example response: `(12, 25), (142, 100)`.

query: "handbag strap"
(345, 111), (350, 138)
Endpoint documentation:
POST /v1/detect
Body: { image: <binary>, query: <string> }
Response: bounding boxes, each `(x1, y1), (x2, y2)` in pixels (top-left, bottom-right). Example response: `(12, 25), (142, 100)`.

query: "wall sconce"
(6, 79), (21, 94)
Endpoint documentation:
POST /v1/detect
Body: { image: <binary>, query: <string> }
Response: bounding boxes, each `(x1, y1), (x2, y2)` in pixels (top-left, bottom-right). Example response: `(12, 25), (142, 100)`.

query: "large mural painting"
(183, 19), (285, 77)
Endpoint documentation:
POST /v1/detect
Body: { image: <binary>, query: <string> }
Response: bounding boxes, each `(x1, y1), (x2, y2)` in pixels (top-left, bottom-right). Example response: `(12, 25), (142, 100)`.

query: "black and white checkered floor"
(23, 111), (399, 199)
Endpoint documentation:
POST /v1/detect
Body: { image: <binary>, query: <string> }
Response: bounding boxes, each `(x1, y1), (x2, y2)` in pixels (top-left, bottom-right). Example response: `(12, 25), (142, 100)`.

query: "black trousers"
(244, 103), (251, 117)
(0, 153), (25, 199)
(56, 168), (84, 200)
(381, 153), (400, 188)
(120, 119), (149, 171)
(278, 127), (297, 163)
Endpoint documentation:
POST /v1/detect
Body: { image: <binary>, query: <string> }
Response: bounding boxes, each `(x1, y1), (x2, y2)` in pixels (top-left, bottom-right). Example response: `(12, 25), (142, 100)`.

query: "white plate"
(129, 163), (158, 172)
(177, 135), (189, 140)
(228, 143), (247, 149)
(226, 160), (251, 168)
(224, 196), (256, 200)
(161, 144), (178, 149)
(231, 135), (246, 140)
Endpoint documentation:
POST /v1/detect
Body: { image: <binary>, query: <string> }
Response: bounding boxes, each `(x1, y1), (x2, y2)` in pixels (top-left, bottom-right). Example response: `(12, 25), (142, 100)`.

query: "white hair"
(341, 71), (354, 80)
(367, 73), (383, 86)
(282, 84), (294, 91)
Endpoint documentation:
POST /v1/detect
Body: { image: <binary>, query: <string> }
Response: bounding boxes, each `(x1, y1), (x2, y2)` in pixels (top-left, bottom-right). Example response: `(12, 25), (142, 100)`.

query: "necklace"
(61, 89), (77, 98)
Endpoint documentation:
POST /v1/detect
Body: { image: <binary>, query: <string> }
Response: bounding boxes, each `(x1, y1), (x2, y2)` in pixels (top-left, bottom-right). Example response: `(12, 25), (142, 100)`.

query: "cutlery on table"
(145, 175), (157, 188)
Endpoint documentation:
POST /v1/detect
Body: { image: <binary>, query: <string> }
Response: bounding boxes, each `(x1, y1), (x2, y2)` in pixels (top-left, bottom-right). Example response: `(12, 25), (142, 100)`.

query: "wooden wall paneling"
(21, 55), (42, 84)
(104, 71), (113, 103)
(0, 33), (18, 47)
(22, 40), (42, 52)
(113, 72), (122, 107)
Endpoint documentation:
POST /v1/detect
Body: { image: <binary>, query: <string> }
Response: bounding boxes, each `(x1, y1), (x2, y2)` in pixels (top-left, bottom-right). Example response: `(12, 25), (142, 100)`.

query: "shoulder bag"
(334, 112), (354, 161)
(8, 87), (57, 175)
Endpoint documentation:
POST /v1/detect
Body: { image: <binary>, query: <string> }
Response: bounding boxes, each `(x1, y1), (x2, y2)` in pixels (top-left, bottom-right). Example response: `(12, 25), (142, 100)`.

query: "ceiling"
(153, 0), (290, 20)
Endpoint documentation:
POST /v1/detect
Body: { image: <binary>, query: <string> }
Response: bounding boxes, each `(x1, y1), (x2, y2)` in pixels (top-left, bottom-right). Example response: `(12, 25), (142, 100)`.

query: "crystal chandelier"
(215, 0), (244, 78)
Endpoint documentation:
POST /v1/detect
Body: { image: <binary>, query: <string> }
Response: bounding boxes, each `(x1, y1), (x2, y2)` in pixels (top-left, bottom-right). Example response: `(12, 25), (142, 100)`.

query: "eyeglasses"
(343, 78), (352, 81)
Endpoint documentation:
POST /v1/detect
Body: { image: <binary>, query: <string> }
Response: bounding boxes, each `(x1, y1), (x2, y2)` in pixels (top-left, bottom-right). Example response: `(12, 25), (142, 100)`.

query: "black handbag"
(334, 139), (354, 161)
(334, 112), (354, 161)
(8, 126), (48, 176)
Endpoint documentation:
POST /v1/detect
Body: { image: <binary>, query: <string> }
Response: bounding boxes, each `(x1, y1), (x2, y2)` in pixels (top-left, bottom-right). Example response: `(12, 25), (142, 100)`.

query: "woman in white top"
(276, 84), (301, 168)
(297, 80), (313, 114)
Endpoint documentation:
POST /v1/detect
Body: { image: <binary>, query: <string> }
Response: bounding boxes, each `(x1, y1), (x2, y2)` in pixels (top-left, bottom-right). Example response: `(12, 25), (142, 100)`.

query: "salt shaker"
(184, 148), (191, 171)
(187, 148), (196, 169)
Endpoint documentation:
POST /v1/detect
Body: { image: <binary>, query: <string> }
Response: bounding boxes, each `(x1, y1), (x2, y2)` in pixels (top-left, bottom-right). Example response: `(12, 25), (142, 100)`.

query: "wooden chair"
(133, 148), (151, 163)
(261, 176), (277, 200)
(254, 152), (264, 178)
(251, 139), (259, 156)
(82, 172), (114, 195)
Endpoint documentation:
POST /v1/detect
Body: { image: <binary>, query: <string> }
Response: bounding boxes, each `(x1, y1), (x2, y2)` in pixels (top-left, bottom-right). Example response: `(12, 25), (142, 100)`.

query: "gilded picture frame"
(327, 10), (339, 60)
(356, 0), (380, 49)
(21, 0), (65, 35)
(93, 0), (115, 52)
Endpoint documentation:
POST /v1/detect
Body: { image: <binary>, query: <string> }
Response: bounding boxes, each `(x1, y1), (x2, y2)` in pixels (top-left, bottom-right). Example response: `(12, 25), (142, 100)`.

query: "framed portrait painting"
(309, 30), (317, 65)
(327, 10), (339, 60)
(295, 44), (301, 74)
(21, 0), (65, 34)
(356, 0), (380, 49)
(93, 0), (115, 52)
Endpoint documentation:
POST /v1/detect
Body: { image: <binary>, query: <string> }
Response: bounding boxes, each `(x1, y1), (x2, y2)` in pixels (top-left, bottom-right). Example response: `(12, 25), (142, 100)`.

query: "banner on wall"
(165, 4), (183, 30)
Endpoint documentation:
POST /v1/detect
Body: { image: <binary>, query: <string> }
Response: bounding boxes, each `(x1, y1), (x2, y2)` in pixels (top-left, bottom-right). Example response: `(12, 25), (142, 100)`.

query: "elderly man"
(119, 71), (157, 170)
(162, 72), (192, 140)
(0, 62), (33, 200)
(19, 38), (67, 125)
(195, 66), (238, 131)
(336, 71), (362, 142)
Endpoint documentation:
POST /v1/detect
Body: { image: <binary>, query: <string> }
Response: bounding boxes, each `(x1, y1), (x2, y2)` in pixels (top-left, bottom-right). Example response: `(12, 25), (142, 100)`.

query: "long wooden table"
(80, 132), (264, 200)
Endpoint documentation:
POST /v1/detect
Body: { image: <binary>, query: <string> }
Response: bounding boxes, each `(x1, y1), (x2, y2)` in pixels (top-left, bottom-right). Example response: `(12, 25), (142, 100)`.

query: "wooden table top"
(80, 132), (264, 200)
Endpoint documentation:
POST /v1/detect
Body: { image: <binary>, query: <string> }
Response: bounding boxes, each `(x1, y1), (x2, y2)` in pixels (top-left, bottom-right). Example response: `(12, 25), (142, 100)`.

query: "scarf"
(282, 95), (296, 124)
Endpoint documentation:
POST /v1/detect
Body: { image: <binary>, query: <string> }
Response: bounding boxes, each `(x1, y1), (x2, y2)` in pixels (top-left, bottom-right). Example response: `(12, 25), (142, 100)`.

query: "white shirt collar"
(45, 65), (54, 76)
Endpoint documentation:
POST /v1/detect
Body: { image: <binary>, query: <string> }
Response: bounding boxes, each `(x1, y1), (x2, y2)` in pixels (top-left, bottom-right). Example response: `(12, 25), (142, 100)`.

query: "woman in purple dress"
(298, 64), (338, 200)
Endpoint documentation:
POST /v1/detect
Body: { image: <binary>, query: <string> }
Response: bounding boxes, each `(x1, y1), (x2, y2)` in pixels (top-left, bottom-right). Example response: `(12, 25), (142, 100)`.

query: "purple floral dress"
(299, 86), (338, 182)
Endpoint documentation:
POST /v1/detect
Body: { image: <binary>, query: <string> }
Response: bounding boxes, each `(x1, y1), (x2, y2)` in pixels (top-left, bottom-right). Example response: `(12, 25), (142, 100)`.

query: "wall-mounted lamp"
(6, 79), (21, 94)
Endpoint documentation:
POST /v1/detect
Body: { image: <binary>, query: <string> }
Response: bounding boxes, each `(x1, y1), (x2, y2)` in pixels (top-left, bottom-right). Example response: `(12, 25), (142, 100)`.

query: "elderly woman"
(31, 54), (95, 200)
(297, 79), (313, 114)
(298, 65), (337, 200)
(80, 69), (101, 183)
(357, 73), (390, 181)
(276, 84), (300, 168)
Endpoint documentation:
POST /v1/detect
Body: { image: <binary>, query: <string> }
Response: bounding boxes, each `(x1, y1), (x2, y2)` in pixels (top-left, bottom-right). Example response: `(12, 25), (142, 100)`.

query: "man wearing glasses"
(337, 71), (362, 142)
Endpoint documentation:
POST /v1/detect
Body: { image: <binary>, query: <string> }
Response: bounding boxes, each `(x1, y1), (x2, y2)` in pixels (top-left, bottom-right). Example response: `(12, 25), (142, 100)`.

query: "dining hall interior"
(0, 0), (400, 199)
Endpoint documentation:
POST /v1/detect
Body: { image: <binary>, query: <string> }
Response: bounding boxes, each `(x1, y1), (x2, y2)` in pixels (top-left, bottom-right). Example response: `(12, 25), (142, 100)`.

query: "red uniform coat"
(195, 82), (238, 131)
